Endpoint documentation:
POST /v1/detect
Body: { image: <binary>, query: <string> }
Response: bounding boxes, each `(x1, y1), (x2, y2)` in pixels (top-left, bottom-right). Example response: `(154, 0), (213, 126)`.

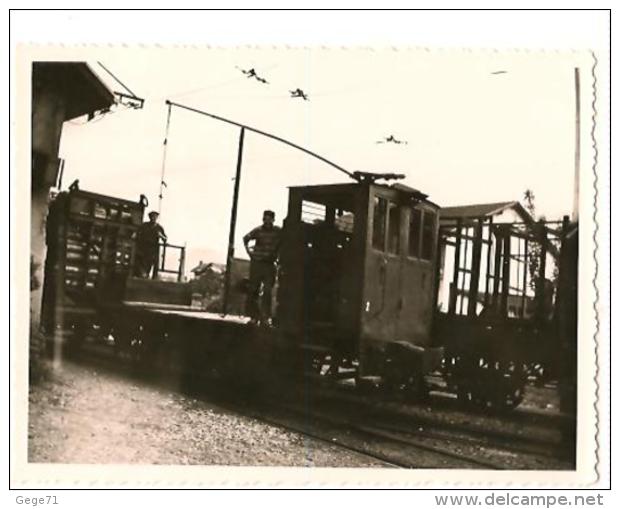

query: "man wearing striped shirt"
(243, 210), (282, 325)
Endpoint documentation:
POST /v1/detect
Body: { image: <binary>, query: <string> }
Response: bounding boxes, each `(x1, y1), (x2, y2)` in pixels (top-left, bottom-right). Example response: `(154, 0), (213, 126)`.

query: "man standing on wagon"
(134, 210), (168, 279)
(243, 210), (282, 326)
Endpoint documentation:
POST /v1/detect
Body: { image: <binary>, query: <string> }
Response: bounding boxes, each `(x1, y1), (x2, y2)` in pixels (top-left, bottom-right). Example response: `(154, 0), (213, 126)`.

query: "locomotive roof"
(288, 181), (439, 208)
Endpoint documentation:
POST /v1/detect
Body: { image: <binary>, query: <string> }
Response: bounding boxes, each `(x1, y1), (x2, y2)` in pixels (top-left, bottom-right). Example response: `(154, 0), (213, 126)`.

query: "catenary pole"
(164, 99), (356, 316)
(222, 127), (245, 315)
(572, 67), (580, 222)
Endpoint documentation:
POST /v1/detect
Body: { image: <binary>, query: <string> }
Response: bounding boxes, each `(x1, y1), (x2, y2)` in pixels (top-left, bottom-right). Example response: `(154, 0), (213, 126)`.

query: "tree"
(523, 189), (542, 294)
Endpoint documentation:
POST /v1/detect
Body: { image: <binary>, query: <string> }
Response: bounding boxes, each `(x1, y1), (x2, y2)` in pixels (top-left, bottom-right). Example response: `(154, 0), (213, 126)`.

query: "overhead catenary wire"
(165, 99), (356, 180)
(162, 99), (355, 316)
(157, 102), (173, 214)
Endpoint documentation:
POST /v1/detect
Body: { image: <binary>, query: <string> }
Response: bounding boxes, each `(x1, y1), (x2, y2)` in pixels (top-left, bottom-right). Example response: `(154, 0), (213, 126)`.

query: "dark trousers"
(246, 260), (276, 320)
(134, 247), (159, 279)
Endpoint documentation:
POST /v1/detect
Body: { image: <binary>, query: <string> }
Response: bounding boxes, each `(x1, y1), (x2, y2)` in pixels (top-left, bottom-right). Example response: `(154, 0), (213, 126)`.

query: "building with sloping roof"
(30, 62), (117, 378)
(439, 200), (534, 225)
(436, 198), (566, 321)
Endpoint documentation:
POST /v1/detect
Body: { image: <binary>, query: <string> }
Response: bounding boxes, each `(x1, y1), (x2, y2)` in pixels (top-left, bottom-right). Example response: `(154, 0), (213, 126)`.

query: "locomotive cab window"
(421, 210), (436, 260)
(301, 200), (327, 225)
(387, 202), (401, 255)
(372, 196), (388, 251)
(334, 208), (354, 233)
(408, 207), (422, 258)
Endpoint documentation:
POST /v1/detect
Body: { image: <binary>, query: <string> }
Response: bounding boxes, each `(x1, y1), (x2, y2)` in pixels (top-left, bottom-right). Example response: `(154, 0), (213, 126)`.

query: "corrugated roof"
(439, 201), (519, 219)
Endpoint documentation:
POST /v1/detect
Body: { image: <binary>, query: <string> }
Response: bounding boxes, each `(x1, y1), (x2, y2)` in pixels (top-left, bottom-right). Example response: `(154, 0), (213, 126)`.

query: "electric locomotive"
(40, 174), (576, 410)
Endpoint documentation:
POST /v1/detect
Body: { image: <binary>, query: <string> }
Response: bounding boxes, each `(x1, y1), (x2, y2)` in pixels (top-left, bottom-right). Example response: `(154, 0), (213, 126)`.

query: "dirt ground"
(28, 360), (384, 467)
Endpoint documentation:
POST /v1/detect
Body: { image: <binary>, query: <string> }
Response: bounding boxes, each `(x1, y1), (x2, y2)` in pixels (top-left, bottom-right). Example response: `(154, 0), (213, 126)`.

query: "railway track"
(268, 402), (571, 470)
(302, 382), (572, 449)
(279, 388), (574, 468)
(266, 405), (504, 470)
(239, 411), (407, 468)
(364, 418), (564, 460)
(67, 339), (572, 469)
(244, 403), (502, 469)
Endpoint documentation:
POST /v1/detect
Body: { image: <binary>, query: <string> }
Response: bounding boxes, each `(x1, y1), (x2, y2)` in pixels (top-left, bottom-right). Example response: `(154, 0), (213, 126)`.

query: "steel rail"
(278, 403), (504, 470)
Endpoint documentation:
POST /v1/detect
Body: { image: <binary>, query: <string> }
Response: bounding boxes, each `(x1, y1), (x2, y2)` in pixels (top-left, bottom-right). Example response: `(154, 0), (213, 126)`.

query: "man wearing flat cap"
(134, 210), (167, 279)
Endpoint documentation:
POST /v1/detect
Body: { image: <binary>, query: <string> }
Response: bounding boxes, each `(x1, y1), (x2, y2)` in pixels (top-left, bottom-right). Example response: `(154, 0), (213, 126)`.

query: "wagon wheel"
(403, 374), (431, 403)
(458, 361), (526, 411)
(65, 320), (87, 352)
(116, 323), (147, 367)
(111, 317), (137, 360)
(499, 384), (525, 410)
(457, 385), (488, 409)
(452, 355), (525, 411)
(492, 361), (527, 410)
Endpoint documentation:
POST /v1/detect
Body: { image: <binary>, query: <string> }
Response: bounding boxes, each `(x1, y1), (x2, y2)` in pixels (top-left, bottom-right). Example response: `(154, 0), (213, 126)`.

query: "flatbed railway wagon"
(41, 180), (578, 410)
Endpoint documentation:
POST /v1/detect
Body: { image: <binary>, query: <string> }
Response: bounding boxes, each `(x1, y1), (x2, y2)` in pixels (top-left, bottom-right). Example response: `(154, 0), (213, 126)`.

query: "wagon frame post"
(448, 218), (462, 315)
(467, 218), (484, 317)
(535, 219), (548, 321)
(500, 226), (511, 317)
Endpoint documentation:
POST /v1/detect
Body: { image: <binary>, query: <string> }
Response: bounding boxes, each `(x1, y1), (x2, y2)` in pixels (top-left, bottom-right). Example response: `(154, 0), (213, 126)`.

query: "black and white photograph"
(9, 10), (610, 490)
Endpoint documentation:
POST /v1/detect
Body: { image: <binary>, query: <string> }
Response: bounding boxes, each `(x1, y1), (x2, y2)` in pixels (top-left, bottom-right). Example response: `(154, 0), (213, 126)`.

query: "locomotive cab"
(277, 180), (443, 379)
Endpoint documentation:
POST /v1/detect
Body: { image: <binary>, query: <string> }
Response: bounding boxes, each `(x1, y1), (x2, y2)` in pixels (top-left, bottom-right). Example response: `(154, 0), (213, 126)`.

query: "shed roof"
(439, 201), (527, 220)
(32, 62), (116, 121)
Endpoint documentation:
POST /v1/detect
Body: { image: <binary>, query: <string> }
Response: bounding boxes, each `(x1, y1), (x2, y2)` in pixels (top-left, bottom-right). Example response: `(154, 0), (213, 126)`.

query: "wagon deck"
(121, 301), (251, 324)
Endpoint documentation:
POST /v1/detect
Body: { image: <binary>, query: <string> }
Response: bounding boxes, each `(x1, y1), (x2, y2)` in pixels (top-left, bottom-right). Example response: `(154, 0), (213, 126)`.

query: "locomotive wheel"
(500, 385), (525, 410)
(302, 352), (332, 377)
(454, 358), (526, 411)
(355, 376), (382, 396)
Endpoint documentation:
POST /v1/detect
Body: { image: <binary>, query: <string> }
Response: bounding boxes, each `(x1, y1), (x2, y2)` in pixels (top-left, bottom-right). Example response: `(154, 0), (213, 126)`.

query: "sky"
(57, 47), (592, 273)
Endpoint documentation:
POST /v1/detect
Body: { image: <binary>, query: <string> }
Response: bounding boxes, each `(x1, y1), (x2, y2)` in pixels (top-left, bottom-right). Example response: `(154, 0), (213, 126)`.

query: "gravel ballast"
(28, 360), (385, 467)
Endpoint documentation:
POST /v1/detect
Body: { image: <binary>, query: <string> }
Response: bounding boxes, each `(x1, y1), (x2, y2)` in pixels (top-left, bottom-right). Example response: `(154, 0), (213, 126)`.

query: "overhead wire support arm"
(165, 99), (356, 180)
(97, 61), (145, 109)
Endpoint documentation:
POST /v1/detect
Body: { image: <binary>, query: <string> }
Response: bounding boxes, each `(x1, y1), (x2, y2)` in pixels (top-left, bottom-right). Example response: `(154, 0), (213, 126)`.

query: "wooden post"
(433, 224), (444, 317)
(500, 228), (511, 317)
(459, 226), (470, 316)
(483, 217), (494, 307)
(222, 127), (245, 315)
(467, 218), (483, 317)
(178, 243), (186, 282)
(448, 219), (462, 315)
(521, 238), (529, 317)
(57, 159), (65, 190)
(536, 221), (548, 321)
(491, 227), (503, 311)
